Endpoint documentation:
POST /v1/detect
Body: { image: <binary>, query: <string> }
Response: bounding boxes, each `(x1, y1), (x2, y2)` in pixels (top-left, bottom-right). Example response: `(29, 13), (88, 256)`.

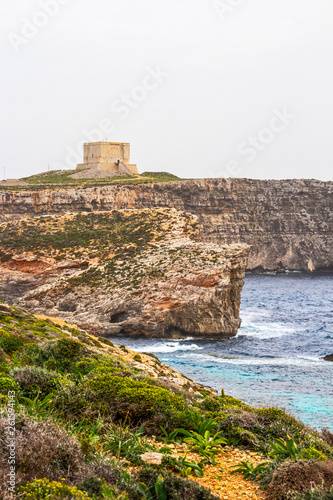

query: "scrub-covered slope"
(1, 303), (333, 500)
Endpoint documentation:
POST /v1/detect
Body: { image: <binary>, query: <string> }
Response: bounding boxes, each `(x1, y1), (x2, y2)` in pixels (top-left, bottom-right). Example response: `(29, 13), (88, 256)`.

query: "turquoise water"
(109, 274), (333, 430)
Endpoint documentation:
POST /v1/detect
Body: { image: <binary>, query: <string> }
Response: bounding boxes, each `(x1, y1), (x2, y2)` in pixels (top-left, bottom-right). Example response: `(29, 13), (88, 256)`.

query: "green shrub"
(257, 460), (280, 489)
(254, 407), (305, 442)
(0, 376), (18, 395)
(86, 374), (185, 425)
(130, 468), (219, 500)
(230, 427), (260, 448)
(266, 460), (333, 500)
(49, 338), (89, 370)
(54, 373), (191, 433)
(302, 434), (333, 460)
(101, 339), (114, 347)
(0, 329), (24, 354)
(11, 366), (64, 397)
(77, 477), (105, 498)
(0, 362), (10, 375)
(75, 358), (98, 376)
(20, 338), (89, 372)
(216, 404), (308, 452)
(77, 478), (127, 500)
(55, 385), (92, 421)
(0, 347), (8, 364)
(198, 396), (222, 413)
(0, 416), (85, 488)
(298, 448), (328, 461)
(87, 364), (119, 377)
(17, 479), (89, 499)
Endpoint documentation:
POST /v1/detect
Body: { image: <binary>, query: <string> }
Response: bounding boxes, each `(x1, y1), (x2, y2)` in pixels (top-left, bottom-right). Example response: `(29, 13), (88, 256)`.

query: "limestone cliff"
(0, 209), (249, 338)
(0, 178), (331, 271)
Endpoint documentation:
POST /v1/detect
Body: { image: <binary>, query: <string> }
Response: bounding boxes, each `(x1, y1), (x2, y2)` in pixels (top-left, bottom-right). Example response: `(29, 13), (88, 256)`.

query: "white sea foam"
(191, 352), (325, 367)
(141, 342), (203, 354)
(239, 313), (295, 339)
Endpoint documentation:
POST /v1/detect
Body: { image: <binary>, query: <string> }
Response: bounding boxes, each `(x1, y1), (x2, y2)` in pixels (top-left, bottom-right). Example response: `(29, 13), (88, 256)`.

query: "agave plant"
(159, 426), (182, 444)
(189, 414), (219, 435)
(225, 429), (241, 447)
(179, 458), (205, 478)
(194, 418), (219, 436)
(179, 430), (227, 461)
(231, 460), (268, 479)
(19, 392), (54, 417)
(269, 437), (299, 460)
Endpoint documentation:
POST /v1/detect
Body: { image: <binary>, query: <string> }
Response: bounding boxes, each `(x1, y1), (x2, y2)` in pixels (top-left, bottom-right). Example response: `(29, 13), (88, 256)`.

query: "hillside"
(0, 209), (249, 338)
(1, 302), (333, 499)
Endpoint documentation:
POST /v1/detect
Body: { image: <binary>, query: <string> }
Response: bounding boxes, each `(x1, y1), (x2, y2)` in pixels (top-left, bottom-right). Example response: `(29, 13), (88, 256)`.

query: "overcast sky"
(1, 0), (333, 180)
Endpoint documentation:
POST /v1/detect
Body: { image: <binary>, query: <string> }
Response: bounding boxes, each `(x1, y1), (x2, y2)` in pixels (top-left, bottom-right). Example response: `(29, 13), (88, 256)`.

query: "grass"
(0, 170), (182, 191)
(0, 211), (160, 254)
(0, 210), (197, 257)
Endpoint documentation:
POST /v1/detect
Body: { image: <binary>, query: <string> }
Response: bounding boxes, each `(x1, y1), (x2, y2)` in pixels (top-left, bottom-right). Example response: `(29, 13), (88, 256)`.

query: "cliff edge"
(0, 177), (331, 272)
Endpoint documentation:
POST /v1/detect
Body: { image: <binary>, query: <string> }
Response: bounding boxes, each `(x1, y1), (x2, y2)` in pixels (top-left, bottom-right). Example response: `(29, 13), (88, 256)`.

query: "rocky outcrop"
(0, 178), (331, 272)
(0, 209), (249, 338)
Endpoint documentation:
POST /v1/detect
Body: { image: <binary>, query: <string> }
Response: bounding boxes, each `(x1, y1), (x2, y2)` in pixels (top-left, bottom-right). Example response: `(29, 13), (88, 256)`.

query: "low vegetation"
(1, 210), (240, 349)
(0, 170), (181, 191)
(0, 302), (333, 499)
(0, 210), (204, 296)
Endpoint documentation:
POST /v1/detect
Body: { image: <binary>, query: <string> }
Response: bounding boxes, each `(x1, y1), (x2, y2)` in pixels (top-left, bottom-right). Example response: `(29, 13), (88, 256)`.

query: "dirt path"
(167, 444), (267, 500)
(195, 448), (266, 499)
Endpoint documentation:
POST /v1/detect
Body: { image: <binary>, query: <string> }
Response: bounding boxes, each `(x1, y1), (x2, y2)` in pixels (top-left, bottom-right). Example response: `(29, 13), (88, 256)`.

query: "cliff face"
(0, 209), (249, 338)
(0, 178), (332, 271)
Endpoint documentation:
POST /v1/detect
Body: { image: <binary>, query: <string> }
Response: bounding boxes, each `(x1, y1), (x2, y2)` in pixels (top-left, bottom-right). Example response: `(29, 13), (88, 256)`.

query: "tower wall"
(77, 142), (138, 174)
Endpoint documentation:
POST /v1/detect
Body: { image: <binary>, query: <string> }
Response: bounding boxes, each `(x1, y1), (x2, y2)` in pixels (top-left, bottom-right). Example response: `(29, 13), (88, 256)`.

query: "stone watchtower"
(77, 142), (138, 175)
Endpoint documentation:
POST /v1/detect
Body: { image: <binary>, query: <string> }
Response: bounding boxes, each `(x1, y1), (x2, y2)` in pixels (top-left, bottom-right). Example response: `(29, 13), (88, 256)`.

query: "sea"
(109, 273), (333, 431)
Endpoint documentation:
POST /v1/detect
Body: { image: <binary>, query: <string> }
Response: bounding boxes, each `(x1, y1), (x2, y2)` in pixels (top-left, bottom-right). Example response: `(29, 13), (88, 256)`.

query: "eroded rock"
(0, 209), (250, 338)
(140, 452), (164, 465)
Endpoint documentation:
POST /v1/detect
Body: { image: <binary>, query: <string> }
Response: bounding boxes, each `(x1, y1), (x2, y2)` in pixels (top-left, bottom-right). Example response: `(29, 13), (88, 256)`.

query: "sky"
(1, 0), (333, 181)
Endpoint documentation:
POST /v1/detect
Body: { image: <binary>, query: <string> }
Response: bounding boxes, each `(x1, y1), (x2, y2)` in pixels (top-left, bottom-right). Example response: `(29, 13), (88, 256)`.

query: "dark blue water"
(109, 274), (333, 430)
